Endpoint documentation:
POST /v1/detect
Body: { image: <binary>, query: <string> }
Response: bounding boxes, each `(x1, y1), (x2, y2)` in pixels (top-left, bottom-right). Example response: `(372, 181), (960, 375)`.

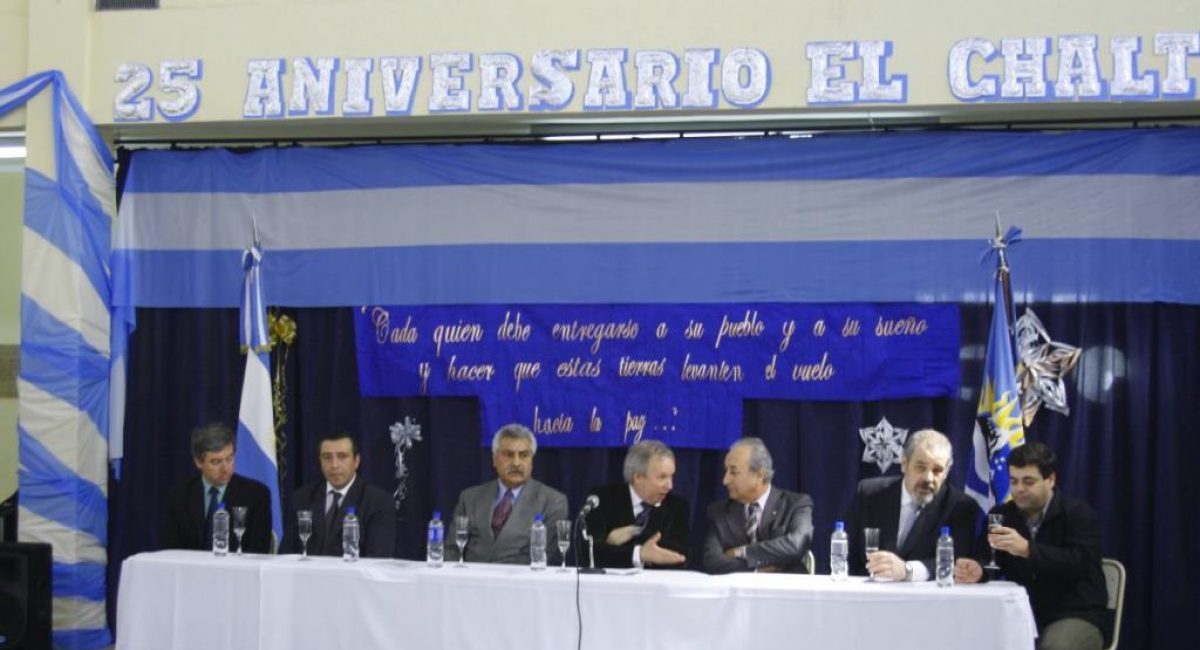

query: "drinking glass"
(454, 515), (470, 567)
(556, 520), (572, 572)
(863, 527), (880, 580)
(232, 506), (248, 556)
(297, 510), (313, 560)
(984, 513), (1004, 570)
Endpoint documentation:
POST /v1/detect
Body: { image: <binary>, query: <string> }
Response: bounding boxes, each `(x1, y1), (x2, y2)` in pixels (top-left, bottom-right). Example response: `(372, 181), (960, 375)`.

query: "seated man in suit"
(955, 442), (1107, 650)
(585, 439), (689, 569)
(445, 423), (568, 564)
(845, 428), (980, 581)
(283, 432), (396, 558)
(702, 437), (814, 574)
(161, 423), (271, 553)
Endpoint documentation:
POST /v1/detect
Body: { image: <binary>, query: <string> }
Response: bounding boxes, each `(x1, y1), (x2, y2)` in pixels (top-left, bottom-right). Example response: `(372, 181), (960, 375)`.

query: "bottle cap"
(941, 526), (950, 536)
(534, 512), (544, 522)
(433, 510), (442, 520)
(346, 506), (356, 515)
(218, 502), (226, 510)
(834, 520), (844, 532)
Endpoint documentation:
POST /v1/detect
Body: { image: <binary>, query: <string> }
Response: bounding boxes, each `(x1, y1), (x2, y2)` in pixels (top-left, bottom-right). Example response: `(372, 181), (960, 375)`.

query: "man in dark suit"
(446, 424), (568, 564)
(703, 437), (814, 574)
(955, 442), (1106, 650)
(161, 423), (272, 553)
(584, 439), (689, 569)
(283, 432), (396, 558)
(845, 428), (980, 581)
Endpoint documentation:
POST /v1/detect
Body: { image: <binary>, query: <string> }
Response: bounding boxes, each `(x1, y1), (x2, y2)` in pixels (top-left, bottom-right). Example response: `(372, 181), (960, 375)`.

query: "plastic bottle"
(830, 520), (848, 581)
(212, 503), (229, 557)
(427, 510), (445, 568)
(530, 513), (547, 571)
(342, 506), (360, 562)
(936, 526), (954, 587)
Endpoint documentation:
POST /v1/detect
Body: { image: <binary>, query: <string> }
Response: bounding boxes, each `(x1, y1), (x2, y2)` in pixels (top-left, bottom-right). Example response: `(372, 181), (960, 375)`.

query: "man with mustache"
(845, 428), (980, 581)
(445, 423), (568, 564)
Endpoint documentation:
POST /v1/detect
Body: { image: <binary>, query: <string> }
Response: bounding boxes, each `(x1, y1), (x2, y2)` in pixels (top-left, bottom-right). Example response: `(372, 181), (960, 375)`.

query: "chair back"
(1101, 558), (1126, 650)
(803, 549), (815, 575)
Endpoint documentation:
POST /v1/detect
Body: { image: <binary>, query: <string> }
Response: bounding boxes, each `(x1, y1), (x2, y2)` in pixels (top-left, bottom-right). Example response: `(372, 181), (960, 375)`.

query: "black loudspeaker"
(0, 542), (52, 650)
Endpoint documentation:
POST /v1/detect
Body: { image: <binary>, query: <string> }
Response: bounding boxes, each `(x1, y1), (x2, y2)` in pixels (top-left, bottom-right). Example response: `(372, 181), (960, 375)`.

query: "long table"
(117, 551), (1037, 650)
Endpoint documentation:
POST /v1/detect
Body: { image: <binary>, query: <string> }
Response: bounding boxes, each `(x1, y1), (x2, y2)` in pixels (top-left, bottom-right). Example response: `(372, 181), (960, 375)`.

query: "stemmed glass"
(556, 520), (572, 572)
(232, 506), (248, 556)
(863, 527), (880, 580)
(984, 513), (1004, 570)
(297, 510), (313, 560)
(454, 515), (470, 567)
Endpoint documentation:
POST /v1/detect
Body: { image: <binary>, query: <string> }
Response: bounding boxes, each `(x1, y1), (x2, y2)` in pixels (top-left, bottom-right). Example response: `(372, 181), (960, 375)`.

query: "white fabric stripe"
(116, 175), (1200, 251)
(60, 93), (117, 221)
(22, 227), (112, 356)
(18, 379), (110, 491)
(253, 268), (268, 346)
(16, 507), (108, 565)
(53, 597), (109, 631)
(240, 353), (276, 458)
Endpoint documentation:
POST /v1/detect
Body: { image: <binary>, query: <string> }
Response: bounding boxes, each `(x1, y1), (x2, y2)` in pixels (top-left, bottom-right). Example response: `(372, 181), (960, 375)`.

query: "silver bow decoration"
(859, 416), (908, 474)
(1015, 309), (1081, 425)
(389, 417), (423, 510)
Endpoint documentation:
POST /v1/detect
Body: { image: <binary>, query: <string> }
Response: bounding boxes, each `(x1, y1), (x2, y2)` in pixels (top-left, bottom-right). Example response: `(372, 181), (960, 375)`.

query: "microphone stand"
(576, 510), (605, 574)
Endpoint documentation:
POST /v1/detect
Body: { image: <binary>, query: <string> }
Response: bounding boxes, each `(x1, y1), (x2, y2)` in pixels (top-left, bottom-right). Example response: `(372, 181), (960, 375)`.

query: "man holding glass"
(954, 442), (1107, 650)
(702, 437), (814, 574)
(284, 432), (396, 558)
(844, 428), (979, 581)
(445, 423), (568, 565)
(161, 423), (272, 553)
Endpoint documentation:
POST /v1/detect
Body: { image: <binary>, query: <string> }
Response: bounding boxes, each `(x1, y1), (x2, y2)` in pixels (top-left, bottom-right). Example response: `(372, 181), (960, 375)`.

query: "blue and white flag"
(235, 241), (283, 546)
(2, 71), (114, 649)
(965, 274), (1027, 511)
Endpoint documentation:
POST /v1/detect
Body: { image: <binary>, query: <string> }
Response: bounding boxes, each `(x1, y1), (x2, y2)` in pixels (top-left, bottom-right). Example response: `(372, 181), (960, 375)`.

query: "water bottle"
(936, 526), (954, 587)
(342, 506), (360, 562)
(212, 503), (229, 556)
(427, 511), (445, 568)
(830, 520), (848, 581)
(530, 513), (547, 571)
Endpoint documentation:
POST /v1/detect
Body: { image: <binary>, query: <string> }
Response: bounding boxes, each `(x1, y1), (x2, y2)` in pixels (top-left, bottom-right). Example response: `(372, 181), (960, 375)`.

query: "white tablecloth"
(117, 550), (1037, 650)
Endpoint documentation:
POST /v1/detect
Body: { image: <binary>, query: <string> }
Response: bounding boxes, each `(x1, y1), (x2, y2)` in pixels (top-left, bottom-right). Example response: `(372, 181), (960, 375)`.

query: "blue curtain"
(109, 303), (1199, 650)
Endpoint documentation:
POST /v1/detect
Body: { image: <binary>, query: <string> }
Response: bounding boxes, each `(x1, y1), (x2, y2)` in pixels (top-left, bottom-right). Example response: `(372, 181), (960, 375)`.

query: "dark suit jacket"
(988, 492), (1107, 632)
(702, 487), (814, 574)
(161, 473), (272, 553)
(584, 483), (690, 569)
(282, 475), (397, 558)
(845, 476), (980, 577)
(445, 479), (569, 565)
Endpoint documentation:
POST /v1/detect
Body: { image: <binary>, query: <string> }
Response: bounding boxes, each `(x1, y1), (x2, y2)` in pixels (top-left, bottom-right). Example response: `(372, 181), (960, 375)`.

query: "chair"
(803, 549), (815, 575)
(1101, 558), (1126, 650)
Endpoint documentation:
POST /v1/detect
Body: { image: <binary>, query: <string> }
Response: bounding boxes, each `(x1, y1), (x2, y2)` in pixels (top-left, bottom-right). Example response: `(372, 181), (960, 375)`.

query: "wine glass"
(232, 506), (248, 556)
(297, 510), (313, 560)
(984, 513), (1004, 570)
(556, 520), (572, 572)
(863, 527), (880, 580)
(454, 515), (470, 567)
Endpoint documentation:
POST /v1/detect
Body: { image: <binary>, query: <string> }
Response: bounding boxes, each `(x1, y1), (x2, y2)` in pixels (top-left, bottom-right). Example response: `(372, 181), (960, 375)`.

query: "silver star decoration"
(389, 417), (423, 510)
(1014, 309), (1081, 425)
(859, 417), (908, 474)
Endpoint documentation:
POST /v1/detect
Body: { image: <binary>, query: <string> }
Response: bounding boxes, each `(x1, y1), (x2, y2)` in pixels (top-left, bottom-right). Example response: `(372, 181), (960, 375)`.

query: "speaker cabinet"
(0, 542), (52, 650)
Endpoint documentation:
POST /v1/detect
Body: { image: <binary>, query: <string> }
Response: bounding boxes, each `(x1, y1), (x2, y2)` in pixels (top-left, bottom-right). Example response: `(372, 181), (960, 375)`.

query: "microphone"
(578, 494), (599, 519)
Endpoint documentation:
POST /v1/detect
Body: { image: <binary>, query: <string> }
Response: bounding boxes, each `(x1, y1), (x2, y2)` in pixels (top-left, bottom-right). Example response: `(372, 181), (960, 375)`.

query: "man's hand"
(640, 532), (686, 566)
(605, 525), (637, 546)
(865, 550), (908, 581)
(723, 545), (745, 559)
(987, 526), (1031, 558)
(955, 558), (984, 584)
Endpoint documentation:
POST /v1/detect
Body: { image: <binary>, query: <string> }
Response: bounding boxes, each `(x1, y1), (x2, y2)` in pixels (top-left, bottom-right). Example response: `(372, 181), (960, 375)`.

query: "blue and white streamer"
(235, 242), (283, 546)
(1, 71), (114, 649)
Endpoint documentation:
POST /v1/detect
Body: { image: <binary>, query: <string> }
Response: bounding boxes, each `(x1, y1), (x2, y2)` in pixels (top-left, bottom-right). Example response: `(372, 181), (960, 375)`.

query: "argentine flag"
(966, 273), (1027, 511)
(235, 241), (283, 547)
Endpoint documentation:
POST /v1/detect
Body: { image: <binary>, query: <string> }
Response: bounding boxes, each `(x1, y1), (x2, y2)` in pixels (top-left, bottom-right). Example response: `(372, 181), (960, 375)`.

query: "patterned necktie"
(745, 502), (761, 544)
(203, 486), (220, 548)
(897, 502), (921, 549)
(633, 502), (651, 529)
(491, 489), (514, 537)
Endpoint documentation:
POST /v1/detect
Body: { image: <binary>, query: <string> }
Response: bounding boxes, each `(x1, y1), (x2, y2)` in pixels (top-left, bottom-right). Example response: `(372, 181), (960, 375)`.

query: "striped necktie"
(745, 502), (760, 544)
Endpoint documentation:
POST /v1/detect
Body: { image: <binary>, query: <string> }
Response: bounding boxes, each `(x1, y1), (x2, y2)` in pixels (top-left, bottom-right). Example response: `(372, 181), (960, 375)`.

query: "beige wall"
(0, 0), (28, 130)
(0, 168), (20, 503)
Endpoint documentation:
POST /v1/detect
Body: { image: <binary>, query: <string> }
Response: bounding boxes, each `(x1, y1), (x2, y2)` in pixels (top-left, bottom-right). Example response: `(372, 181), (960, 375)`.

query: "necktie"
(491, 489), (514, 537)
(745, 502), (761, 544)
(203, 486), (219, 548)
(897, 502), (922, 549)
(633, 502), (651, 529)
(325, 491), (342, 541)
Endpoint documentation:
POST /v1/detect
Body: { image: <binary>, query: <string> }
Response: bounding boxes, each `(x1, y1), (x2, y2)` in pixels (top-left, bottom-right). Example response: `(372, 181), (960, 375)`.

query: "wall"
(0, 167), (20, 504)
